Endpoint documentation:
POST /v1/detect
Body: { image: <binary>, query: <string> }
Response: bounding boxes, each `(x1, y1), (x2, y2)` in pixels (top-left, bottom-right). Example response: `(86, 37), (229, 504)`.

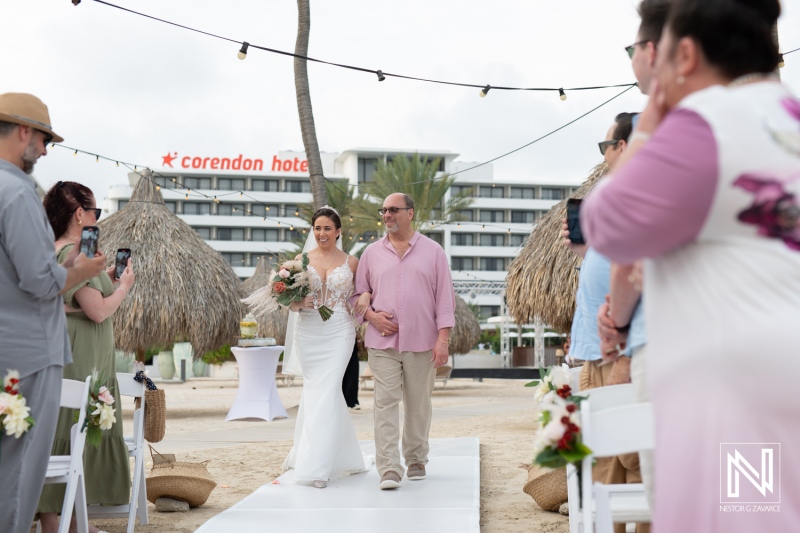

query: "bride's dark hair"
(312, 207), (342, 241)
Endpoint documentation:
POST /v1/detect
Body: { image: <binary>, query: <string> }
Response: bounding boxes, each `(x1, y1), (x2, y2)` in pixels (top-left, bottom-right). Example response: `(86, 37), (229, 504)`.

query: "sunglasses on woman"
(83, 206), (102, 219)
(598, 140), (620, 156)
(625, 40), (650, 59)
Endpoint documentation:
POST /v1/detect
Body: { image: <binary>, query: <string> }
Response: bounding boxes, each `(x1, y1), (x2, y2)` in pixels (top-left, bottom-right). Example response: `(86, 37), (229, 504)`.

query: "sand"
(71, 378), (569, 533)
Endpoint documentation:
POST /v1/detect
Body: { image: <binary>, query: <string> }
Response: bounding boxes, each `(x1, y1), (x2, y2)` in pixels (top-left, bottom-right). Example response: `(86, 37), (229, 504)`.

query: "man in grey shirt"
(0, 93), (106, 533)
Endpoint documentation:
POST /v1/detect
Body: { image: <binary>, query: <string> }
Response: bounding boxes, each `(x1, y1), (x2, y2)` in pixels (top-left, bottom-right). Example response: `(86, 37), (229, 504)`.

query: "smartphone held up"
(115, 248), (131, 280)
(566, 199), (585, 245)
(79, 226), (99, 258)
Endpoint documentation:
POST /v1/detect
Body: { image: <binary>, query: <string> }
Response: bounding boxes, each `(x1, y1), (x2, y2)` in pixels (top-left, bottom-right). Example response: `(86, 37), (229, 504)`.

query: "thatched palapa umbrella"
(98, 170), (241, 360)
(241, 256), (289, 344)
(451, 295), (481, 355)
(506, 163), (608, 334)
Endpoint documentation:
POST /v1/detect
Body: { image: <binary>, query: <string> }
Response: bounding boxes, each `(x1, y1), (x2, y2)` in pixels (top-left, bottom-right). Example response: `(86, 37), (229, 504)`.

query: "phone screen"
(566, 199), (585, 245)
(115, 248), (131, 279)
(79, 226), (99, 258)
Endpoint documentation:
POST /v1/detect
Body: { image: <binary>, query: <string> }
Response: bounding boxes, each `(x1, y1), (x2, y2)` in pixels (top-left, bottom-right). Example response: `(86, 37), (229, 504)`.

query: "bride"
(282, 206), (367, 488)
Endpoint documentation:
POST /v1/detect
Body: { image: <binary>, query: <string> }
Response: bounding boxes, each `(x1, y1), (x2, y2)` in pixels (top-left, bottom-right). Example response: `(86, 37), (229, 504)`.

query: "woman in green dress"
(39, 181), (135, 533)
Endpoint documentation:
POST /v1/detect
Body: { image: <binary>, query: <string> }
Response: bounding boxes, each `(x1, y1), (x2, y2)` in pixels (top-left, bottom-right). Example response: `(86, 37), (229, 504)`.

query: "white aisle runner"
(196, 437), (480, 533)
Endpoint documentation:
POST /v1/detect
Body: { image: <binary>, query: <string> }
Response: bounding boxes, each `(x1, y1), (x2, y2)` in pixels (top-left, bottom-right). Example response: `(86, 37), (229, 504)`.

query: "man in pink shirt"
(353, 192), (455, 490)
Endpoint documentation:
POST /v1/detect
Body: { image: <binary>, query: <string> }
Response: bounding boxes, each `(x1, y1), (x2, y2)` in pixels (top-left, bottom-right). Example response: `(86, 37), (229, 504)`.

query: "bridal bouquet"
(242, 253), (334, 321)
(81, 370), (117, 448)
(528, 365), (591, 469)
(1, 370), (35, 439)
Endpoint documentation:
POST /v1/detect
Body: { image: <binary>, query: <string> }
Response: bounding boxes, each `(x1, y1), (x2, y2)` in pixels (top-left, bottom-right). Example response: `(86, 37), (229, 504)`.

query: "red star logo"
(162, 152), (177, 167)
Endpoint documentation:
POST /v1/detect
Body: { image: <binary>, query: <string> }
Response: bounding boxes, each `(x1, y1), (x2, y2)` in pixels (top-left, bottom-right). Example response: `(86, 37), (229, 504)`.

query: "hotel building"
(105, 148), (579, 319)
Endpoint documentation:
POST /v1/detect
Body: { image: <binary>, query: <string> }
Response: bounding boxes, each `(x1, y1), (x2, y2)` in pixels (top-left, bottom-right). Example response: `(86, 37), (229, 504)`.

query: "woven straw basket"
(135, 388), (166, 443)
(522, 464), (568, 512)
(146, 447), (216, 507)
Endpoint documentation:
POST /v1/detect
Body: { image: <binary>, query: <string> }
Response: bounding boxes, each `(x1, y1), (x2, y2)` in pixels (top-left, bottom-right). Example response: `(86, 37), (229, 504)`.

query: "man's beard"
(20, 137), (39, 174)
(384, 221), (399, 234)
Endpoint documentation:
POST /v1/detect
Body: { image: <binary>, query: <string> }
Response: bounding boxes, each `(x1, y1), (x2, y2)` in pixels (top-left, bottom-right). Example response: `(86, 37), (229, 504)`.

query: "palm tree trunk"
(294, 0), (328, 208)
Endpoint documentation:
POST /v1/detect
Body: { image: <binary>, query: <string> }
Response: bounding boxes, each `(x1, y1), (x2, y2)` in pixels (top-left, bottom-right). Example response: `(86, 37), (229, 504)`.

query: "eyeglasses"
(38, 130), (53, 146)
(598, 140), (620, 156)
(83, 206), (102, 219)
(378, 207), (412, 216)
(625, 40), (650, 59)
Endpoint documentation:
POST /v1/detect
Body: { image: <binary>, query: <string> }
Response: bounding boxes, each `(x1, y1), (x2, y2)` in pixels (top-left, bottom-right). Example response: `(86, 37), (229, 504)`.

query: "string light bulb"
(95, 155), (99, 162)
(116, 161), (119, 167)
(559, 88), (567, 101)
(51, 143), (55, 148)
(349, 215), (354, 222)
(480, 85), (491, 98)
(238, 41), (249, 60)
(294, 209), (299, 216)
(277, 221), (281, 226)
(457, 223), (461, 229)
(71, 0), (81, 5)
(778, 54), (785, 68)
(377, 221), (382, 226)
(239, 192), (243, 198)
(290, 225), (294, 231)
(156, 185), (161, 191)
(73, 150), (77, 156)
(185, 194), (189, 200)
(376, 70), (385, 82)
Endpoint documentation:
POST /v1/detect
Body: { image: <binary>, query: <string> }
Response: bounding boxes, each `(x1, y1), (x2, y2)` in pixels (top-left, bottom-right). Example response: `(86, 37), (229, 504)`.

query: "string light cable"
(82, 0), (636, 98)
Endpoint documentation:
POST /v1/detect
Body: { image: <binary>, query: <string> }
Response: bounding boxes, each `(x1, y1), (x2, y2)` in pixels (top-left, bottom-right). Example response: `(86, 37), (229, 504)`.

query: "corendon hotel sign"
(161, 152), (309, 173)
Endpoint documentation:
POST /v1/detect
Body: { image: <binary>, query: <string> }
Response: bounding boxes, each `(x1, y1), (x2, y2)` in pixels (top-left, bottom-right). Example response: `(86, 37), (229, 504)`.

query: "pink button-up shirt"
(352, 232), (455, 353)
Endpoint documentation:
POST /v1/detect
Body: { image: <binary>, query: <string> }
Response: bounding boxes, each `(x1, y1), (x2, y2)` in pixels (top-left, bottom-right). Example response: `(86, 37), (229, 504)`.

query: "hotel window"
(480, 257), (506, 271)
(458, 210), (475, 222)
(479, 306), (501, 320)
(511, 211), (535, 224)
(479, 210), (504, 223)
(217, 203), (245, 216)
(285, 180), (311, 193)
(250, 253), (277, 267)
(283, 204), (300, 217)
(358, 158), (379, 183)
(479, 234), (506, 247)
(153, 176), (169, 187)
(423, 232), (443, 245)
(192, 227), (211, 239)
(284, 229), (303, 242)
(510, 234), (526, 247)
(221, 252), (245, 267)
(251, 179), (279, 192)
(182, 202), (211, 215)
(251, 204), (278, 217)
(451, 257), (474, 271)
(184, 177), (212, 190)
(478, 186), (504, 199)
(217, 228), (245, 241)
(510, 187), (535, 199)
(164, 201), (176, 214)
(451, 233), (474, 246)
(217, 178), (246, 191)
(117, 200), (128, 210)
(251, 228), (280, 242)
(541, 187), (565, 200)
(450, 185), (474, 197)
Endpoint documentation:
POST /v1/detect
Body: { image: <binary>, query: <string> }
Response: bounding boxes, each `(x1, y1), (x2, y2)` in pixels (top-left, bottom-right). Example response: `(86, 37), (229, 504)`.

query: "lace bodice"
(307, 261), (353, 312)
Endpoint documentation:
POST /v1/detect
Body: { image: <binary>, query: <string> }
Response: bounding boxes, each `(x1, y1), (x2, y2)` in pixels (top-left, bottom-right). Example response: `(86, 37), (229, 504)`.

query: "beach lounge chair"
(435, 365), (453, 388)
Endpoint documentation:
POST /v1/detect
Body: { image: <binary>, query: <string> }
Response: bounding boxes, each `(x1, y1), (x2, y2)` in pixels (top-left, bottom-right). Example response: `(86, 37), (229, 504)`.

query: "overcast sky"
(3, 0), (800, 202)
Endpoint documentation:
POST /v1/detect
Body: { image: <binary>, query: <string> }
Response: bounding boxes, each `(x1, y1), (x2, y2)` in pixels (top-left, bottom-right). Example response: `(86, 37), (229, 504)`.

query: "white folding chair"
(37, 377), (92, 533)
(565, 384), (639, 533)
(87, 372), (148, 533)
(579, 395), (654, 533)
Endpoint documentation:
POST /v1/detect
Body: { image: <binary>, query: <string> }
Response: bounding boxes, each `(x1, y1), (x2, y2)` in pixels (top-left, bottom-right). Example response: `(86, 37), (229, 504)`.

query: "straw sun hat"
(0, 92), (64, 143)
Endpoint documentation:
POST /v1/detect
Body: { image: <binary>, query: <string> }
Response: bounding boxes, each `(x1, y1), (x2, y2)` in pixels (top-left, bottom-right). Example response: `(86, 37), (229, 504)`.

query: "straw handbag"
(522, 464), (568, 512)
(134, 371), (166, 443)
(146, 445), (217, 507)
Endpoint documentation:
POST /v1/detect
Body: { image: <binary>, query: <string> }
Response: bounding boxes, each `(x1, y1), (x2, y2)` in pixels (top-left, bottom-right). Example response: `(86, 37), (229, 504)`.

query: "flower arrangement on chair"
(82, 370), (116, 447)
(529, 364), (591, 468)
(0, 369), (35, 440)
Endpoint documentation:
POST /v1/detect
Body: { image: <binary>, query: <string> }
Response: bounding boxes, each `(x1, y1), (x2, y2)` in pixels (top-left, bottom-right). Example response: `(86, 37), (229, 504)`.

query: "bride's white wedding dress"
(282, 260), (366, 483)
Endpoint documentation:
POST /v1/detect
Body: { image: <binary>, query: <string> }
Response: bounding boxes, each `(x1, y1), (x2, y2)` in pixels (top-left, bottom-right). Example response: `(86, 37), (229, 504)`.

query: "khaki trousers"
(368, 348), (435, 477)
(579, 360), (650, 533)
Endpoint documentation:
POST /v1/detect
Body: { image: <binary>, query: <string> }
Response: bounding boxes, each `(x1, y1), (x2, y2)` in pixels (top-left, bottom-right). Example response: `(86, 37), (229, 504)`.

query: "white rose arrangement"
(0, 370), (35, 441)
(82, 370), (117, 447)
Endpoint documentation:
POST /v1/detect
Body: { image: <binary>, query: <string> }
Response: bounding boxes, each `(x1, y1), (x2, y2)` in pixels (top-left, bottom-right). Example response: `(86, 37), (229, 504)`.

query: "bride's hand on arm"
(354, 292), (371, 315)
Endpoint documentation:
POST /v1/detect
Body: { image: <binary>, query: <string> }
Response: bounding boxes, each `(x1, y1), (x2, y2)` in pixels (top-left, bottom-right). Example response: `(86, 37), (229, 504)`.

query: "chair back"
(60, 377), (91, 410)
(575, 383), (634, 410)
